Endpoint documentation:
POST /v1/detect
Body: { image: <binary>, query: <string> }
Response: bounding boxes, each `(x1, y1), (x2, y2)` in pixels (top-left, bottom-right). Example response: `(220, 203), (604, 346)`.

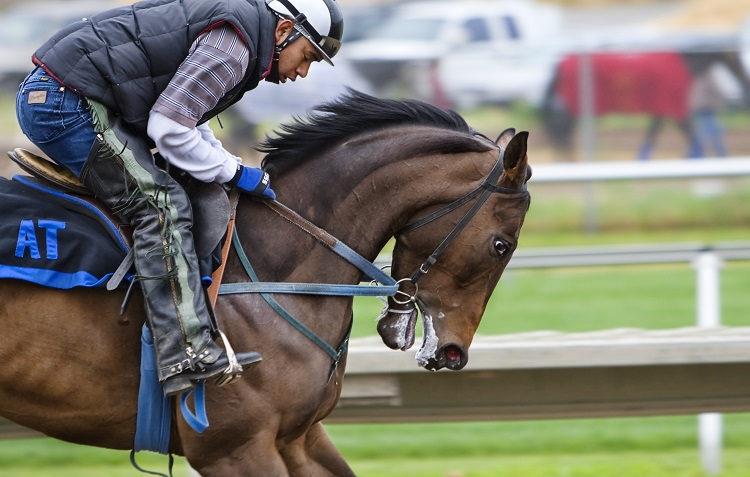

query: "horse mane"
(259, 89), (490, 175)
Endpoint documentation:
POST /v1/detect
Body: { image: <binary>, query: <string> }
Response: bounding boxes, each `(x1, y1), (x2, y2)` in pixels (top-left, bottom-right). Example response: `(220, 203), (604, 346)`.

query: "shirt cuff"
(152, 101), (199, 128)
(216, 157), (240, 184)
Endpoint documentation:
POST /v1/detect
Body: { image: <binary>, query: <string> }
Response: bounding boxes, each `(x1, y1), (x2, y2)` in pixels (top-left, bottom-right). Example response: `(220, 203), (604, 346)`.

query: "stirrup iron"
(215, 330), (243, 386)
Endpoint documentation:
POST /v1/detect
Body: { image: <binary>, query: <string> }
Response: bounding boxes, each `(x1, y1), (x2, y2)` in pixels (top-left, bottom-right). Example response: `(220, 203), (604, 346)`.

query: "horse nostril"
(423, 344), (467, 371)
(445, 346), (462, 363)
(441, 344), (465, 370)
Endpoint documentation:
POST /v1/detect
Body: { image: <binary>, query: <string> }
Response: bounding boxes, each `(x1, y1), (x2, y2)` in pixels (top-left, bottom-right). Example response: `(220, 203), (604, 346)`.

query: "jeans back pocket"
(17, 78), (88, 144)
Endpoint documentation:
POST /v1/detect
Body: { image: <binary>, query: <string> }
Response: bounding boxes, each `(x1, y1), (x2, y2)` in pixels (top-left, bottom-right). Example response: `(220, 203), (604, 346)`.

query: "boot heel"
(163, 374), (192, 397)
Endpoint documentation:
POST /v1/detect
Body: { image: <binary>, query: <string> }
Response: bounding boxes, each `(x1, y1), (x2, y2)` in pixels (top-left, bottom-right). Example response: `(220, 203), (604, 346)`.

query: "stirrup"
(215, 330), (244, 387)
(162, 350), (261, 397)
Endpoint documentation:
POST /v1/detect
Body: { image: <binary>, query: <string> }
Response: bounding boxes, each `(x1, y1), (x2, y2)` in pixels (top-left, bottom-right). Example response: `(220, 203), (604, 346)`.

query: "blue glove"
(230, 165), (276, 200)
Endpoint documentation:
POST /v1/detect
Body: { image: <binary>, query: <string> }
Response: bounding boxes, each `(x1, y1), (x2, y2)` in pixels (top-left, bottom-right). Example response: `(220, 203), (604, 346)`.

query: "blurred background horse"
(541, 48), (750, 160)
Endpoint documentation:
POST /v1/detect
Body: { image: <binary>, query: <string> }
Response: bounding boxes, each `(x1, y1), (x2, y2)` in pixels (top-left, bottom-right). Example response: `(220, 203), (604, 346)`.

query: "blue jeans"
(694, 109), (727, 158)
(16, 67), (96, 177)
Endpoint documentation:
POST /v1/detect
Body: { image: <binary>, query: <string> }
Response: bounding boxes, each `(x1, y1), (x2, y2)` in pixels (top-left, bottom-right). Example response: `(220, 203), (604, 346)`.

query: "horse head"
(378, 128), (531, 371)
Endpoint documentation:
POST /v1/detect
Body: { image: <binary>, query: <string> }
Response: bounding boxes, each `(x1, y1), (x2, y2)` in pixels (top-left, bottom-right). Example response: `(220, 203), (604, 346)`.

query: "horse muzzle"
(422, 343), (468, 371)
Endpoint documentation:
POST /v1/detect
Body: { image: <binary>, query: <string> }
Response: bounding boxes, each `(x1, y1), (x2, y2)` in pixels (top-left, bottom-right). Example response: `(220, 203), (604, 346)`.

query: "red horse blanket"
(556, 52), (692, 120)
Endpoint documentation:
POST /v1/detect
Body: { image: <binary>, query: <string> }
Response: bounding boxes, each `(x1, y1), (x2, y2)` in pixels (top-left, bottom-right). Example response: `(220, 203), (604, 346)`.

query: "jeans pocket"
(17, 86), (66, 143)
(17, 86), (89, 144)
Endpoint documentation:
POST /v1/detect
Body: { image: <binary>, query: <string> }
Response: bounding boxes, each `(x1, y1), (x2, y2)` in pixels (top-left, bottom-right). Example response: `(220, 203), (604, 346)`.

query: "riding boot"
(81, 101), (260, 396)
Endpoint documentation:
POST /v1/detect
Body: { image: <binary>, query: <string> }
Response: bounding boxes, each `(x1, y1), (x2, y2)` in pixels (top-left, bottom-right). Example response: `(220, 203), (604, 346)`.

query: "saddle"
(9, 148), (89, 196)
(2, 148), (231, 289)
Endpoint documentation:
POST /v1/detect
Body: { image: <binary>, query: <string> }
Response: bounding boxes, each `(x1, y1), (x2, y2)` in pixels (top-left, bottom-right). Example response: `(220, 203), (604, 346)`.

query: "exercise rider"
(16, 0), (343, 396)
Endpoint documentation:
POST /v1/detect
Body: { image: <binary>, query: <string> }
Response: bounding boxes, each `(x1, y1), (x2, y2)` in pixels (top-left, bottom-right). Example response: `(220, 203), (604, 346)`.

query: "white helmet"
(266, 0), (343, 66)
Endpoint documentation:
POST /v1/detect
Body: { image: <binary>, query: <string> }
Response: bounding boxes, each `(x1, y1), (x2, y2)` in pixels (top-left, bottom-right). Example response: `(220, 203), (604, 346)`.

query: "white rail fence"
(530, 157), (750, 182)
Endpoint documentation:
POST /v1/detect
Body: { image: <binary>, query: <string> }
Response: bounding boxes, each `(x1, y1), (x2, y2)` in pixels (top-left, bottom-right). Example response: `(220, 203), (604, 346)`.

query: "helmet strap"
(277, 29), (302, 53)
(267, 28), (302, 84)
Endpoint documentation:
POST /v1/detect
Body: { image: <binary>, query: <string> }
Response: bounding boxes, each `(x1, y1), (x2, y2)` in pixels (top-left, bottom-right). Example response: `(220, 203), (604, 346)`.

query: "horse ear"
(495, 128), (516, 149)
(502, 131), (529, 185)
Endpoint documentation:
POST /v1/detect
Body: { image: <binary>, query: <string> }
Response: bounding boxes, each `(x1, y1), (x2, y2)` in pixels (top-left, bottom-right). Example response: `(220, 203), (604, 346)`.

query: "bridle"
(389, 135), (529, 306)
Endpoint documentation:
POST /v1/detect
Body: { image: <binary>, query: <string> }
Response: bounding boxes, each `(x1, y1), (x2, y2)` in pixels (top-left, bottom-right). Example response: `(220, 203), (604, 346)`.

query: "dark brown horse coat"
(0, 92), (531, 476)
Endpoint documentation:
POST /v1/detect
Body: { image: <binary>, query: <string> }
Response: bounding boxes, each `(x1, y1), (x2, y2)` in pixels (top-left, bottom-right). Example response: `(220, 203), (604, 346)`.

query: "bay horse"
(0, 91), (531, 476)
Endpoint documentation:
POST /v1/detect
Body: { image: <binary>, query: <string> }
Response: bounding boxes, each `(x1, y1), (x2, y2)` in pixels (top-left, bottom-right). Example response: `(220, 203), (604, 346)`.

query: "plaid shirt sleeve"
(152, 25), (251, 128)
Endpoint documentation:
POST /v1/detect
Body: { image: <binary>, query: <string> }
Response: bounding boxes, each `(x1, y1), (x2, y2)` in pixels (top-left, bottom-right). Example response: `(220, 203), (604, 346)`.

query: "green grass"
(327, 415), (750, 476)
(0, 439), (189, 476)
(4, 415), (750, 476)
(330, 416), (750, 458)
(344, 450), (750, 477)
(484, 263), (750, 333)
(519, 226), (750, 248)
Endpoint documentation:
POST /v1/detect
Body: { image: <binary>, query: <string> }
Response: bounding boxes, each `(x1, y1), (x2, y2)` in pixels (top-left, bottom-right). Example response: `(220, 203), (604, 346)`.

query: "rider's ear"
(495, 128), (516, 149)
(501, 131), (529, 185)
(275, 19), (295, 44)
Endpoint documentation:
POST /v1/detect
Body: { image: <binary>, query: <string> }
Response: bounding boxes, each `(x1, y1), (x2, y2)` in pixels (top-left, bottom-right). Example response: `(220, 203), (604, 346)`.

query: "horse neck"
(232, 128), (494, 287)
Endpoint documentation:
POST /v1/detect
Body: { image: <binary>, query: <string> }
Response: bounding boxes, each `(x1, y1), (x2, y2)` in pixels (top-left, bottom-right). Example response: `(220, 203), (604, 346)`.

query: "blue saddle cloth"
(0, 175), (129, 288)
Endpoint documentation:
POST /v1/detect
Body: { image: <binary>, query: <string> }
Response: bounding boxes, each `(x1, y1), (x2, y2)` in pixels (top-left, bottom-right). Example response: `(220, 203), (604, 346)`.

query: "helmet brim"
(295, 24), (338, 66)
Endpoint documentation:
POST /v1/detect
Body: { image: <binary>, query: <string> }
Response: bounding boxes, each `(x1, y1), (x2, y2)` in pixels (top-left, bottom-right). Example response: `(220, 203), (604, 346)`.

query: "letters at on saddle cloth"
(0, 175), (128, 289)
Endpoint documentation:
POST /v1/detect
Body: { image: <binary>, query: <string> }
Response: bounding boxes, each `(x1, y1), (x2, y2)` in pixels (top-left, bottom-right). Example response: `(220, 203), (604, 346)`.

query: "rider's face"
(274, 20), (322, 84)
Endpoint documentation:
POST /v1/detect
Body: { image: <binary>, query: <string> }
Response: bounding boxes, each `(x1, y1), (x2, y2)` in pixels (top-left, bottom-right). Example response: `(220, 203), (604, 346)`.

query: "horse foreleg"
(305, 422), (355, 476)
(187, 432), (289, 477)
(281, 422), (355, 477)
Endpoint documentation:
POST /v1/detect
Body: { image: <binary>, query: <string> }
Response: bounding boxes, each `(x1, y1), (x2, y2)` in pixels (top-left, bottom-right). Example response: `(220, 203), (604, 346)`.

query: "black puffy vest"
(33, 0), (277, 133)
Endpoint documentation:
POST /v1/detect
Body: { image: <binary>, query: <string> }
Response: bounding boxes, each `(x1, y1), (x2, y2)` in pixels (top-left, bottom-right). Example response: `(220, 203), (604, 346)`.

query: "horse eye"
(493, 238), (509, 257)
